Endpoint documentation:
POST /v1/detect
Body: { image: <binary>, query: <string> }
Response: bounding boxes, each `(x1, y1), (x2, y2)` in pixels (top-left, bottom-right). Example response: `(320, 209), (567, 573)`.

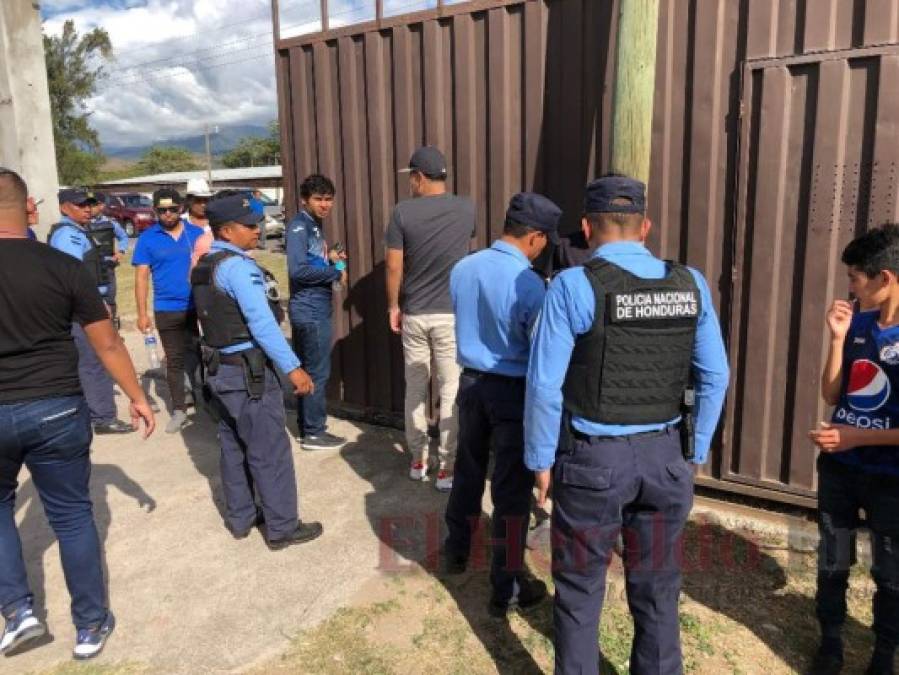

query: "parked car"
(102, 192), (155, 236)
(222, 188), (285, 239)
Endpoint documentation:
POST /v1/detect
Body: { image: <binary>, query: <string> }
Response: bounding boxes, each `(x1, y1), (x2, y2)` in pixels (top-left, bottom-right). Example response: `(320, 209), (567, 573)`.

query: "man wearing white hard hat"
(184, 178), (213, 266)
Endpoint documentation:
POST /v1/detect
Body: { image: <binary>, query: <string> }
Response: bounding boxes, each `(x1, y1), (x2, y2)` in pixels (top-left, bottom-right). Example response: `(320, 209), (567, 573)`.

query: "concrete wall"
(0, 0), (60, 237)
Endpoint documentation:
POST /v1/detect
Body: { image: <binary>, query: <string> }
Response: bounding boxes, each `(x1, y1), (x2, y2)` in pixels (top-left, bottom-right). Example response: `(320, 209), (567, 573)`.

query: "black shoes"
(93, 419), (134, 435)
(266, 521), (324, 550)
(865, 646), (896, 675)
(488, 577), (548, 618)
(807, 638), (843, 675)
(440, 551), (468, 576)
(300, 432), (347, 451)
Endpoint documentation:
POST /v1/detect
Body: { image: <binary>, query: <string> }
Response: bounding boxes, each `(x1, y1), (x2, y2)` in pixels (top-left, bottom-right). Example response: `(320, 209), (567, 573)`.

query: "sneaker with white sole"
(73, 611), (115, 660)
(0, 604), (45, 655)
(300, 432), (346, 451)
(409, 461), (428, 481)
(435, 470), (453, 492)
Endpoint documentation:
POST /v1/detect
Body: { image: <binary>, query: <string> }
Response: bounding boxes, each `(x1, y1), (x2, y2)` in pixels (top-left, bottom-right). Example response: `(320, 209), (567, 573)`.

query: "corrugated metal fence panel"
(276, 0), (620, 421)
(723, 45), (899, 503)
(275, 0), (899, 504)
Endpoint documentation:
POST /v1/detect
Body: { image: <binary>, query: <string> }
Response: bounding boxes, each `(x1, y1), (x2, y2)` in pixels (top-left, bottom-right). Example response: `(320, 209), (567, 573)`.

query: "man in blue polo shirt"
(133, 188), (205, 433)
(444, 192), (561, 617)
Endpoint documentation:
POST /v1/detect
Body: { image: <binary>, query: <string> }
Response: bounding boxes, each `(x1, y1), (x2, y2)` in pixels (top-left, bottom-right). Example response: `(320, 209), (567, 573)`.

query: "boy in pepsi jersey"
(809, 223), (899, 675)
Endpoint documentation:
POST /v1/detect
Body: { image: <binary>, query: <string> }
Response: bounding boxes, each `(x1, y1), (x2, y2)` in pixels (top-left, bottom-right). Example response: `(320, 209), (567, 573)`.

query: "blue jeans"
(0, 395), (107, 629)
(291, 318), (332, 436)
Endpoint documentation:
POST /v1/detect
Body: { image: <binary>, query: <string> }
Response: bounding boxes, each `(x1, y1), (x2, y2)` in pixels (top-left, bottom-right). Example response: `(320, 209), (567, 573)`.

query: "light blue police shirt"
(450, 240), (546, 378)
(49, 216), (109, 295)
(208, 240), (301, 374)
(524, 241), (730, 470)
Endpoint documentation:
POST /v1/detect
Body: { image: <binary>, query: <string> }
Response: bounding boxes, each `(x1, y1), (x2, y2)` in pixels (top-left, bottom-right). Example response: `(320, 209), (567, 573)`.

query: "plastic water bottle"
(333, 260), (346, 292)
(144, 333), (161, 370)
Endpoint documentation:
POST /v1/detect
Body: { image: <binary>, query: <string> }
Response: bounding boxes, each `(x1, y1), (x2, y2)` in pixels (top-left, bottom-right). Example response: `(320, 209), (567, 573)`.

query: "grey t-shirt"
(385, 193), (475, 315)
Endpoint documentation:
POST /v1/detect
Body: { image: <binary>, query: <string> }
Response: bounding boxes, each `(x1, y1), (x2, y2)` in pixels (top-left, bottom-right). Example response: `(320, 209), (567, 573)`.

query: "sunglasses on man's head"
(156, 206), (180, 214)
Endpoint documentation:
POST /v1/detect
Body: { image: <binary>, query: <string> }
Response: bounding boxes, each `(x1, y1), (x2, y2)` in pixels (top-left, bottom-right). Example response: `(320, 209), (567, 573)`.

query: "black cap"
(506, 192), (563, 245)
(58, 188), (90, 205)
(399, 146), (447, 179)
(84, 190), (99, 204)
(584, 175), (646, 214)
(207, 194), (263, 228)
(153, 188), (183, 209)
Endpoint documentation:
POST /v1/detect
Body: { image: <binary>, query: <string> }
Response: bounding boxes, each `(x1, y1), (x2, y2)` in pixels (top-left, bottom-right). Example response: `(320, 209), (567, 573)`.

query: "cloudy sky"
(40, 0), (443, 149)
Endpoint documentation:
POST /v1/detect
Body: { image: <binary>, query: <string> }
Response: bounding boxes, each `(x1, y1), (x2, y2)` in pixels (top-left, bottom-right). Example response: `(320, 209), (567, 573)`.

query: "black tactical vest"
(562, 258), (700, 425)
(47, 221), (111, 288)
(88, 218), (117, 261)
(190, 250), (283, 349)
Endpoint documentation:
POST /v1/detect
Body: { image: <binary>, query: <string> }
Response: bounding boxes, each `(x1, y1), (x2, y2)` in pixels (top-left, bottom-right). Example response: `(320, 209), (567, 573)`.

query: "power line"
(100, 43), (274, 87)
(112, 7), (275, 57)
(106, 26), (276, 76)
(95, 50), (275, 90)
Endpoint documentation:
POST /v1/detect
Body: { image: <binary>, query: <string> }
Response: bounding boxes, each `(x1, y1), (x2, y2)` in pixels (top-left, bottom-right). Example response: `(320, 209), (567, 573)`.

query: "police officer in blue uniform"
(87, 192), (129, 326)
(524, 175), (730, 674)
(190, 194), (323, 548)
(443, 192), (561, 616)
(49, 188), (133, 434)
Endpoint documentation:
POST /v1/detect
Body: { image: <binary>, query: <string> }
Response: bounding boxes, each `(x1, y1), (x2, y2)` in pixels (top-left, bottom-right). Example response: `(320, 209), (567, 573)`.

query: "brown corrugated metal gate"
(272, 0), (899, 506)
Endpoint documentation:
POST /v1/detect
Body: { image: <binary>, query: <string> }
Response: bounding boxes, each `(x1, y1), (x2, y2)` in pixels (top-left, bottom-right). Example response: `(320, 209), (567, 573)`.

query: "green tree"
(136, 146), (201, 174)
(44, 20), (112, 185)
(222, 121), (281, 168)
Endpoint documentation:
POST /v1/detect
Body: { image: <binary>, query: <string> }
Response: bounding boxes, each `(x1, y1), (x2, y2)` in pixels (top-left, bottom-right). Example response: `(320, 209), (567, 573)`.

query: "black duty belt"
(218, 349), (270, 367)
(571, 424), (678, 444)
(462, 367), (525, 381)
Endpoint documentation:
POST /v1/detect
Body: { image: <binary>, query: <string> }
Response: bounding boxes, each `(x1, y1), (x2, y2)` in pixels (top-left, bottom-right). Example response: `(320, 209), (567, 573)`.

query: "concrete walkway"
(4, 331), (448, 674)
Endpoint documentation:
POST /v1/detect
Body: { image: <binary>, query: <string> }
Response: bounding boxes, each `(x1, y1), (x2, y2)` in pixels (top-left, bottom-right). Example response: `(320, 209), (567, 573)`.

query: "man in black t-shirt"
(0, 168), (155, 660)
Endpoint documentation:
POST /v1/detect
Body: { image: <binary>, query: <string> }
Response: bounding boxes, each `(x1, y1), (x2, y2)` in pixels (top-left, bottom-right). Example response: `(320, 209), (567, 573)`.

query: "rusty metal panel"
(274, 0), (899, 503)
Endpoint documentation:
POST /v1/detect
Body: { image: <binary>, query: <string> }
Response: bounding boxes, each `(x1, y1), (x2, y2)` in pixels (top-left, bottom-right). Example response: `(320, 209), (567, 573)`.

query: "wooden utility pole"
(610, 0), (660, 184)
(204, 123), (213, 185)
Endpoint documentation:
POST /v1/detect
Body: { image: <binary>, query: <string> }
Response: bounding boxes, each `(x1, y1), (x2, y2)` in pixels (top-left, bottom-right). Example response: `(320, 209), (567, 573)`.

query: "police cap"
(58, 187), (91, 205)
(584, 175), (646, 214)
(506, 192), (562, 245)
(207, 194), (263, 228)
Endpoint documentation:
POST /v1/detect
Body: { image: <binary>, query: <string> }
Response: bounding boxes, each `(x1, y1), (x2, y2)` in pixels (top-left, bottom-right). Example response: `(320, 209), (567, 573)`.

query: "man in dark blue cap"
(524, 174), (731, 674)
(48, 188), (133, 435)
(191, 193), (323, 548)
(443, 191), (560, 615)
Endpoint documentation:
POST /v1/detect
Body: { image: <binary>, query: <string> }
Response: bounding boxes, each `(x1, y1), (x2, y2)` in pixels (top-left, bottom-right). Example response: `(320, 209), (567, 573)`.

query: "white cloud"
(43, 0), (278, 147)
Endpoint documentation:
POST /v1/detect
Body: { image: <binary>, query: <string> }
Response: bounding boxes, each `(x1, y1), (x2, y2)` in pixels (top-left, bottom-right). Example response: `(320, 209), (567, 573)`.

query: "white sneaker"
(0, 605), (45, 654)
(435, 470), (453, 492)
(409, 461), (428, 481)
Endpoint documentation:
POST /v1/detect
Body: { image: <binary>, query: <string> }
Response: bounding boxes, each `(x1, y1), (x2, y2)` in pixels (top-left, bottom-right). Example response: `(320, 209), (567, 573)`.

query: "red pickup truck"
(101, 192), (156, 236)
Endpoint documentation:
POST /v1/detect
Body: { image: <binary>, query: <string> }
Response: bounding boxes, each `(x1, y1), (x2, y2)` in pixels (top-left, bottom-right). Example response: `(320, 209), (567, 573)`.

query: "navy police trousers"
(206, 363), (299, 539)
(445, 370), (534, 602)
(552, 426), (693, 675)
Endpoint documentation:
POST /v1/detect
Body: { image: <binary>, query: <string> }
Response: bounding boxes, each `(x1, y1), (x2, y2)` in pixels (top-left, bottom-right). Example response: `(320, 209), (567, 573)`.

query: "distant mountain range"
(102, 124), (270, 161)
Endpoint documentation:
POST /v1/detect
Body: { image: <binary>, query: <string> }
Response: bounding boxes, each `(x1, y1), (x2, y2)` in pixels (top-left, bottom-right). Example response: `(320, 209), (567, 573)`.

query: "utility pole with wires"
(205, 123), (218, 185)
